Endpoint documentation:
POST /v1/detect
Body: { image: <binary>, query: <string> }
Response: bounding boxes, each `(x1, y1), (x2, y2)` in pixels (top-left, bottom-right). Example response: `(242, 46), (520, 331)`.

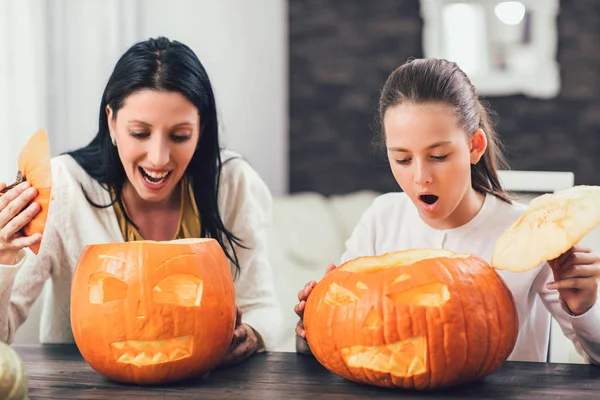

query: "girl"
(0, 37), (283, 367)
(294, 58), (600, 363)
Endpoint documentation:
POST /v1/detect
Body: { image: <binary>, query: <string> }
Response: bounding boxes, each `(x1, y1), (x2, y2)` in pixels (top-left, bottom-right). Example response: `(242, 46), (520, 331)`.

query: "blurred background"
(2, 0), (599, 363)
(1, 0), (598, 194)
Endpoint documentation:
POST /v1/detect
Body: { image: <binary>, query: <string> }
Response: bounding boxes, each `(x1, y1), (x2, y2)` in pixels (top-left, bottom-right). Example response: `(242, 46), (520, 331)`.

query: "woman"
(0, 37), (283, 367)
(294, 58), (600, 363)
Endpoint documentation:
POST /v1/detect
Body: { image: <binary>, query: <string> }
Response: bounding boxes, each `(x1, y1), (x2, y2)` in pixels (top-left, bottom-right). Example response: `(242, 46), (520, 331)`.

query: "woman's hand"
(0, 181), (42, 264)
(219, 307), (261, 367)
(294, 263), (337, 341)
(547, 245), (600, 316)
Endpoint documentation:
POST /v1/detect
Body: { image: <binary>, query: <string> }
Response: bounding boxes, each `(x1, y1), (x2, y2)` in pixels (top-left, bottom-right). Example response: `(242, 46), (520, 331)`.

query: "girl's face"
(383, 102), (487, 229)
(107, 90), (200, 205)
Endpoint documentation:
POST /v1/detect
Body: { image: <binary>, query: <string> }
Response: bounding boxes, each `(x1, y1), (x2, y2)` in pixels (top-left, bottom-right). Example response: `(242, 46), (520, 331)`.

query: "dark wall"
(289, 0), (600, 195)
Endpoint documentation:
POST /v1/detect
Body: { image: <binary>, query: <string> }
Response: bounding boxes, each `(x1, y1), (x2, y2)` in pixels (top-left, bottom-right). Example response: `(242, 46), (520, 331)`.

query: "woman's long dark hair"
(66, 36), (244, 276)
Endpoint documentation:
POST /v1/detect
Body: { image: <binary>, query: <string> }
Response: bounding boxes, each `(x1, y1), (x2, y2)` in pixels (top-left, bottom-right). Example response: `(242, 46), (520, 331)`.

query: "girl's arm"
(536, 260), (600, 364)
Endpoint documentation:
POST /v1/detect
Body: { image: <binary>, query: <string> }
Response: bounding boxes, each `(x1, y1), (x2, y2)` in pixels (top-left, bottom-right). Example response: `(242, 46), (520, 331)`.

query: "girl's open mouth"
(418, 194), (440, 212)
(420, 194), (439, 205)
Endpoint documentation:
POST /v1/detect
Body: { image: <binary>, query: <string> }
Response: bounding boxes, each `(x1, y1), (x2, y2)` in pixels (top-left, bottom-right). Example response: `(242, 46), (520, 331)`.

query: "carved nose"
(135, 300), (148, 319)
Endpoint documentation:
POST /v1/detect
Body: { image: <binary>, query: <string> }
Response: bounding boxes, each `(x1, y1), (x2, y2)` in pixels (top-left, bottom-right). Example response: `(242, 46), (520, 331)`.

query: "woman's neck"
(120, 180), (183, 241)
(121, 180), (181, 215)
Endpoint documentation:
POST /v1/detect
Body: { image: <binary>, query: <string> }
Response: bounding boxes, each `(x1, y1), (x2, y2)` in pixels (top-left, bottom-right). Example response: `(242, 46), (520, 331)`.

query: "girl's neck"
(426, 188), (486, 230)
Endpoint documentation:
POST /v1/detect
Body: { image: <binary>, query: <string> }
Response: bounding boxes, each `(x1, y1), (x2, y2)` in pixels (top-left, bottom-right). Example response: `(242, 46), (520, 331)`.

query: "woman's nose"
(146, 139), (170, 167)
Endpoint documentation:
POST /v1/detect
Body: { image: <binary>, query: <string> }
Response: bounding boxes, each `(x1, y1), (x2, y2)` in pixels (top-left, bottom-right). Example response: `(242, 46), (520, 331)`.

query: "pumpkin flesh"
(70, 238), (237, 385)
(492, 185), (600, 272)
(304, 249), (519, 390)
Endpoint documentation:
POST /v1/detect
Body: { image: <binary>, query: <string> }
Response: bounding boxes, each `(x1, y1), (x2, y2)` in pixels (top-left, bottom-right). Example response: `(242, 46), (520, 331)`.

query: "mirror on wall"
(420, 0), (560, 98)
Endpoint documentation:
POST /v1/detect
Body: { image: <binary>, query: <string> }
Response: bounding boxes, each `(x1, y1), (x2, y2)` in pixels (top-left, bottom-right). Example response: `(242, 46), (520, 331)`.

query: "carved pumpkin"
(493, 185), (600, 272)
(303, 249), (518, 390)
(0, 128), (52, 255)
(70, 238), (237, 385)
(0, 341), (29, 400)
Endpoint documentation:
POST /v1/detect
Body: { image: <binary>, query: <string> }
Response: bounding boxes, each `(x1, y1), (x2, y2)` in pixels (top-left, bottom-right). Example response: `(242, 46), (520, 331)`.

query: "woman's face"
(383, 102), (486, 229)
(107, 89), (200, 204)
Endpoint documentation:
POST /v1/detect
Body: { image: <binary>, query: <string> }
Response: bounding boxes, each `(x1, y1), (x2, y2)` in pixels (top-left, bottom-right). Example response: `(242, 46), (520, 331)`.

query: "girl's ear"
(470, 129), (487, 164)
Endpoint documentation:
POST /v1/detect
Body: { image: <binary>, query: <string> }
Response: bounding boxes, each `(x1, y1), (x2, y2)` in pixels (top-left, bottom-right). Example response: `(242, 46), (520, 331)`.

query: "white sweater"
(0, 151), (284, 350)
(341, 192), (600, 364)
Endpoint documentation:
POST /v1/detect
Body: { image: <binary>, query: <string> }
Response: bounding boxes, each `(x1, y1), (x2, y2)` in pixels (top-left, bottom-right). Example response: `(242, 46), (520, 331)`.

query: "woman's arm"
(218, 156), (284, 351)
(0, 177), (66, 344)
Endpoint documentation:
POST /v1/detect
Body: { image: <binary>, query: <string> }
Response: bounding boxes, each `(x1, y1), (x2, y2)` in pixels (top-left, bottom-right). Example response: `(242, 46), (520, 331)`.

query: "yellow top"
(112, 176), (201, 241)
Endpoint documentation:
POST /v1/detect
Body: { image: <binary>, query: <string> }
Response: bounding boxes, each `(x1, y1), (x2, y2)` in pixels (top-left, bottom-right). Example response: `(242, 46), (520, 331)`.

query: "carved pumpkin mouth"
(110, 335), (193, 366)
(341, 336), (427, 377)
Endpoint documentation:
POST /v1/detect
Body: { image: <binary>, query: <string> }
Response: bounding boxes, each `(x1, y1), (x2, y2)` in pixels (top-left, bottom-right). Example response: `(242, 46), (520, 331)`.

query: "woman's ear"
(470, 129), (487, 164)
(106, 105), (116, 143)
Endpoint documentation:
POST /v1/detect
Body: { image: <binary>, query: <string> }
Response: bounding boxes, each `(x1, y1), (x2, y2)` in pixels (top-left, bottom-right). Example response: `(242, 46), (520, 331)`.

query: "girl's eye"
(395, 158), (411, 165)
(431, 155), (448, 161)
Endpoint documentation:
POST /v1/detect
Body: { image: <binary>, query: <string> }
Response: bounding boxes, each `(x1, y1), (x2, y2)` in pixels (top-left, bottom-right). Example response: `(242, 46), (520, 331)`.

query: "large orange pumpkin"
(303, 249), (518, 390)
(493, 185), (600, 272)
(70, 238), (237, 385)
(0, 128), (52, 255)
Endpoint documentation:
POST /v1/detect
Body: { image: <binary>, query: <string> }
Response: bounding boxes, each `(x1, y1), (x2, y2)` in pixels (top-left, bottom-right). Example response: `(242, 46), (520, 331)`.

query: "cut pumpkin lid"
(339, 248), (471, 274)
(0, 129), (52, 255)
(492, 185), (600, 272)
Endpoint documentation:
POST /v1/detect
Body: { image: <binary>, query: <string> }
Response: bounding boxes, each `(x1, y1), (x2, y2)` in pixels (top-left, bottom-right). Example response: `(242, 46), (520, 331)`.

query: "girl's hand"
(547, 245), (600, 316)
(294, 263), (337, 340)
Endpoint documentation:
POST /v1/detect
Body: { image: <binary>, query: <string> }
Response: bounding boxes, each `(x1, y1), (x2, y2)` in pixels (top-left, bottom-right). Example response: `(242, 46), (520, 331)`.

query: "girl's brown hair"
(378, 58), (512, 203)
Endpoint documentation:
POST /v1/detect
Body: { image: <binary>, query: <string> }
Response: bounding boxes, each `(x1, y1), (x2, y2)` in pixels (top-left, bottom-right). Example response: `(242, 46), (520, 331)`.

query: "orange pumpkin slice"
(0, 129), (52, 254)
(492, 185), (600, 272)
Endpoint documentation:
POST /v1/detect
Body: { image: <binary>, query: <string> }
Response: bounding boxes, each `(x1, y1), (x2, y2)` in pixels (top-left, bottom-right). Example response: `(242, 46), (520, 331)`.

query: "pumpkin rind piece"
(492, 185), (600, 272)
(0, 129), (52, 255)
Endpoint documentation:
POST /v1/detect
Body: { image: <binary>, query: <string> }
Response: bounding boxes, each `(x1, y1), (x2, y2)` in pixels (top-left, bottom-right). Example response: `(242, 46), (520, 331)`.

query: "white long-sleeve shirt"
(0, 151), (284, 350)
(340, 191), (600, 364)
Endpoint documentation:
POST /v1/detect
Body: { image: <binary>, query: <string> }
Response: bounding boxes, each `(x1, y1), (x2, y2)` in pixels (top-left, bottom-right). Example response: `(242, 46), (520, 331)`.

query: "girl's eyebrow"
(128, 120), (196, 128)
(389, 141), (452, 152)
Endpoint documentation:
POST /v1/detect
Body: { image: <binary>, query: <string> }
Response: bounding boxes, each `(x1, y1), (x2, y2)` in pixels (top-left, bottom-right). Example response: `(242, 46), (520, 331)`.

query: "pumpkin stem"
(0, 171), (25, 195)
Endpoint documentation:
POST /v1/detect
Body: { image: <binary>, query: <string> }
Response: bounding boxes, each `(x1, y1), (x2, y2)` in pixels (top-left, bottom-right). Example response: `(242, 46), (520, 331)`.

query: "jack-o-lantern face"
(304, 249), (518, 390)
(70, 239), (236, 385)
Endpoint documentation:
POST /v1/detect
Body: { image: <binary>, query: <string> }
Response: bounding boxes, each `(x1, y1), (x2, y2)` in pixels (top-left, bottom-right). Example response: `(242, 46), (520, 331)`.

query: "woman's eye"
(395, 158), (411, 165)
(171, 134), (191, 143)
(431, 155), (448, 161)
(130, 132), (149, 139)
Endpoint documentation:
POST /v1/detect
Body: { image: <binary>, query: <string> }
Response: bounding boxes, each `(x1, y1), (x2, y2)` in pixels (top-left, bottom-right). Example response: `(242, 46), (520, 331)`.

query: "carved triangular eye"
(153, 275), (203, 307)
(387, 282), (450, 307)
(323, 282), (359, 306)
(89, 272), (129, 304)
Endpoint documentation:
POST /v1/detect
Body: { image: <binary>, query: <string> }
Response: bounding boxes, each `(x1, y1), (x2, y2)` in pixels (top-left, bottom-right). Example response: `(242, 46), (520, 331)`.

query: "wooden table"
(13, 344), (600, 399)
